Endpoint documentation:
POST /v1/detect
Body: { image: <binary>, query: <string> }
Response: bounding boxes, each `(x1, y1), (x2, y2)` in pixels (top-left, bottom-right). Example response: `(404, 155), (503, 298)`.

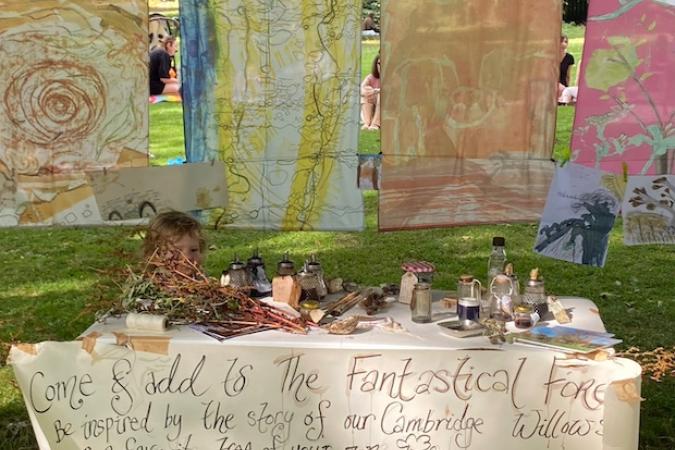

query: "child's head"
(371, 53), (380, 79)
(143, 211), (205, 266)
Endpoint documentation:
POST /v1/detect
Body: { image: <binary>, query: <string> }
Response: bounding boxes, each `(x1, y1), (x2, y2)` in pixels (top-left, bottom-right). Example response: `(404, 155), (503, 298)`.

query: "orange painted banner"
(379, 0), (560, 230)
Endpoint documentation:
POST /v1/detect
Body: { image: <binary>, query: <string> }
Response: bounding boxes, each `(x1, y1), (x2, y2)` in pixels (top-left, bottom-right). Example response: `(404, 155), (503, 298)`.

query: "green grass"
(1, 24), (674, 450)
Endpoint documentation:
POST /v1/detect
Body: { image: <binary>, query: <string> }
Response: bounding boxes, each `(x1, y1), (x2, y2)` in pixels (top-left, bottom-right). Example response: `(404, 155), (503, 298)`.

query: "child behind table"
(143, 211), (205, 267)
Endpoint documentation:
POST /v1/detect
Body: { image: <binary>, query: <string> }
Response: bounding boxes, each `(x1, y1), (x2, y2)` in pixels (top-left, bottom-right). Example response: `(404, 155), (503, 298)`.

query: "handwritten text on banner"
(9, 341), (641, 450)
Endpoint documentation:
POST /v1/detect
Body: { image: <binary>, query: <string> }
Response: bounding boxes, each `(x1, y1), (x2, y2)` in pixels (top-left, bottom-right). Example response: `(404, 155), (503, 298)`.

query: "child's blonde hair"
(143, 211), (205, 260)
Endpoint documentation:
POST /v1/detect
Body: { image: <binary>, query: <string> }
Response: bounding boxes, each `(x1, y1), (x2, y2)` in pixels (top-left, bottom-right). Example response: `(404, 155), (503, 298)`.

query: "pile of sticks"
(110, 250), (307, 337)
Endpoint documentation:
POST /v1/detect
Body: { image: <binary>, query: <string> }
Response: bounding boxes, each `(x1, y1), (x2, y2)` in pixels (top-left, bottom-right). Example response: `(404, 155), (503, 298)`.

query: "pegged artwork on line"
(534, 163), (621, 267)
(571, 0), (675, 176)
(181, 0), (364, 231)
(87, 162), (229, 224)
(378, 0), (560, 230)
(0, 0), (148, 226)
(623, 175), (675, 245)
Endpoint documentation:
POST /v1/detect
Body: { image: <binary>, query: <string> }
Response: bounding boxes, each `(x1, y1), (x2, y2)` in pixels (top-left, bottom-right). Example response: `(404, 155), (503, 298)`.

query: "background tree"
(362, 0), (380, 25)
(563, 0), (589, 24)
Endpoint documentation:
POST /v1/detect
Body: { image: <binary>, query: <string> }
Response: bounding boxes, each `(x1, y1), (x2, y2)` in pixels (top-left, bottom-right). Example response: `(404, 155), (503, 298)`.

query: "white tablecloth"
(81, 296), (607, 351)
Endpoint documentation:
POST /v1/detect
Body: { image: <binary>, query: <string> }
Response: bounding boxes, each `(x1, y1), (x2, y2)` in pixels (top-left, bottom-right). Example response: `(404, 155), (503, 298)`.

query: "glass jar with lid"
(513, 304), (535, 329)
(522, 268), (548, 317)
(410, 282), (432, 323)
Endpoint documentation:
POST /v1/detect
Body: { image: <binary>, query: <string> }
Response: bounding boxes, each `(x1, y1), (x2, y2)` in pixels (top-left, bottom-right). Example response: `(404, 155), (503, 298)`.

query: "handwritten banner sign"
(9, 341), (640, 450)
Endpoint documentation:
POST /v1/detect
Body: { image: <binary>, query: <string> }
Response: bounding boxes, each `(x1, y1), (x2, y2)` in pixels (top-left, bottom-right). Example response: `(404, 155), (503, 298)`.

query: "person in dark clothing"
(149, 37), (179, 95)
(558, 34), (574, 98)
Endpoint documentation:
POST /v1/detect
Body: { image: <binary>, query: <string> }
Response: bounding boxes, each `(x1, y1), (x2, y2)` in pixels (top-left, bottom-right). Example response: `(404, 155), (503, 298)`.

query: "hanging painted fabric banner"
(534, 163), (622, 267)
(570, 0), (675, 176)
(0, 0), (149, 226)
(378, 0), (560, 231)
(181, 0), (364, 231)
(623, 175), (675, 245)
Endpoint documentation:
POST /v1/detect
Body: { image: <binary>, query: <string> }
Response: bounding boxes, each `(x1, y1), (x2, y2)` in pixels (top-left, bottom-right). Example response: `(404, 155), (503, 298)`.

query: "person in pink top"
(360, 53), (381, 131)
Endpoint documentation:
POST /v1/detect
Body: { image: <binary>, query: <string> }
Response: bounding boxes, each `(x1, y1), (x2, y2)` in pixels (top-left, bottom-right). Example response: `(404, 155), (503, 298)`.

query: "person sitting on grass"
(143, 211), (205, 269)
(558, 34), (575, 102)
(360, 53), (381, 131)
(149, 37), (180, 96)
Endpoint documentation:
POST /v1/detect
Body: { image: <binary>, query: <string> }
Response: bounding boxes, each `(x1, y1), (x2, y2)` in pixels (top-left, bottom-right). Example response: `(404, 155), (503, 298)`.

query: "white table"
(10, 297), (641, 450)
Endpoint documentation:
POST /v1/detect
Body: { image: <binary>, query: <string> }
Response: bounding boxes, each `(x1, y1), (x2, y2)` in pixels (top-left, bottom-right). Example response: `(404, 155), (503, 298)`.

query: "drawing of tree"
(628, 177), (675, 227)
(582, 35), (675, 174)
(535, 190), (618, 266)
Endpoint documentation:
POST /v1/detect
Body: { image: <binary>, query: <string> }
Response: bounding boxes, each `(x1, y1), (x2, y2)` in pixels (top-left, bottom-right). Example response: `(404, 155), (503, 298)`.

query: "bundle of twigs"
(102, 250), (307, 336)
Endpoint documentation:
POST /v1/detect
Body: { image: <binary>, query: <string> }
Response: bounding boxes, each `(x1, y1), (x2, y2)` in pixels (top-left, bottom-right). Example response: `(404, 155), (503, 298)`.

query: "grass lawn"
(1, 23), (673, 450)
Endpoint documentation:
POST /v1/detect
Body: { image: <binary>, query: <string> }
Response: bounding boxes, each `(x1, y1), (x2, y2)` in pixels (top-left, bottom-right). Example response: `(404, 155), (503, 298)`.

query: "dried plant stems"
(105, 250), (307, 336)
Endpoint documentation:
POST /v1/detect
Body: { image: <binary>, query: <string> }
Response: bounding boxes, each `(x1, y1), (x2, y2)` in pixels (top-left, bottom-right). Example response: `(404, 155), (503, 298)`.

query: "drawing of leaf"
(628, 133), (651, 147)
(585, 37), (642, 92)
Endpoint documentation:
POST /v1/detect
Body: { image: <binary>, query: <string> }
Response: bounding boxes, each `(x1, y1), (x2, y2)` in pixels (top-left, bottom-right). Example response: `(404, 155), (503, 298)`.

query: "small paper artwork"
(623, 175), (675, 245)
(534, 163), (620, 267)
(87, 162), (228, 223)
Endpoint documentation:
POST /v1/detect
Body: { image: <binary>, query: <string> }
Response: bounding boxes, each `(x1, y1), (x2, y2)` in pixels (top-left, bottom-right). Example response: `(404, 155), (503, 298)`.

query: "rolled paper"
(125, 313), (168, 331)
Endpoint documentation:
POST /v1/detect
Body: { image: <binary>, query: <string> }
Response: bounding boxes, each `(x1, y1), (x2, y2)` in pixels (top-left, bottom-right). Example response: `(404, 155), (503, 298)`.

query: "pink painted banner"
(571, 0), (675, 176)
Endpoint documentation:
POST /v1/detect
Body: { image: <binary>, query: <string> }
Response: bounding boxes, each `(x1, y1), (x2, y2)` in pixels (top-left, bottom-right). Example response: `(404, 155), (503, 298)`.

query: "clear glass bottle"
(487, 236), (507, 288)
(411, 283), (432, 323)
(504, 263), (520, 306)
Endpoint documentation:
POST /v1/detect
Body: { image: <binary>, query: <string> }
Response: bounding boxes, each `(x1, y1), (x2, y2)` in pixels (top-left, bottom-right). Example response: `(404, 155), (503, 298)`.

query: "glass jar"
(457, 274), (481, 302)
(522, 270), (548, 317)
(513, 304), (535, 329)
(299, 299), (320, 319)
(223, 256), (251, 290)
(411, 282), (432, 323)
(306, 255), (328, 299)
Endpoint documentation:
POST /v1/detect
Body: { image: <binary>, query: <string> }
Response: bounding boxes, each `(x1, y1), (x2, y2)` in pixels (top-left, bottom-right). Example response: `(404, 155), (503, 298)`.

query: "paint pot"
(457, 298), (480, 322)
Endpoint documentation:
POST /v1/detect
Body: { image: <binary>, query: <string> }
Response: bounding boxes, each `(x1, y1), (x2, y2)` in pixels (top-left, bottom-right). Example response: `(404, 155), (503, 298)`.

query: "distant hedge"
(563, 0), (589, 24)
(363, 0), (380, 24)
